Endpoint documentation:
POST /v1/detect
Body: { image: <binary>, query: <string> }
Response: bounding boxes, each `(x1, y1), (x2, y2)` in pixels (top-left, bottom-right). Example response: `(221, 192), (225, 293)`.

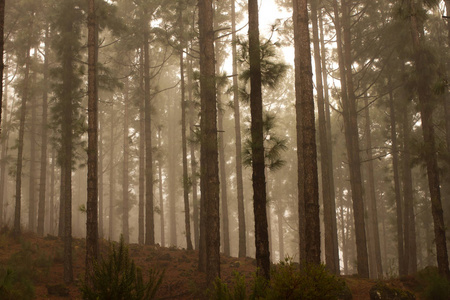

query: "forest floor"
(0, 231), (422, 299)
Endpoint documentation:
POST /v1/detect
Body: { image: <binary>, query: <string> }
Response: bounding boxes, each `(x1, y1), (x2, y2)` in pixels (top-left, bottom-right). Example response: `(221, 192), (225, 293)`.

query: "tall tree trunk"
(28, 57), (38, 232)
(0, 0), (4, 135)
(311, 0), (338, 274)
(122, 79), (130, 243)
(388, 76), (405, 276)
(58, 163), (65, 237)
(335, 0), (369, 277)
(218, 101), (230, 256)
(198, 0), (220, 283)
(144, 32), (155, 246)
(249, 0), (270, 279)
(109, 105), (115, 240)
(401, 101), (417, 275)
(49, 148), (55, 235)
(138, 48), (145, 245)
(168, 102), (177, 247)
(179, 7), (193, 250)
(319, 11), (339, 273)
(408, 0), (450, 278)
(157, 127), (165, 247)
(294, 0), (320, 266)
(188, 55), (199, 250)
(0, 59), (8, 225)
(98, 113), (104, 239)
(37, 27), (50, 236)
(14, 38), (32, 237)
(363, 96), (383, 278)
(62, 19), (74, 283)
(277, 206), (284, 261)
(86, 0), (99, 284)
(231, 0), (246, 259)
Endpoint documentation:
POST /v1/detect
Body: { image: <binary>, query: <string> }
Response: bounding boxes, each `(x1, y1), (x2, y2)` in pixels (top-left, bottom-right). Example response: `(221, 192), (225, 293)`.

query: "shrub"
(416, 266), (450, 300)
(265, 258), (351, 300)
(211, 272), (247, 300)
(80, 236), (164, 300)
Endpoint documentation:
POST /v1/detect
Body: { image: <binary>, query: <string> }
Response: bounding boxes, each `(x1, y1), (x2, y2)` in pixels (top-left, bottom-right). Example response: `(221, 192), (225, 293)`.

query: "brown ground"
(0, 232), (419, 299)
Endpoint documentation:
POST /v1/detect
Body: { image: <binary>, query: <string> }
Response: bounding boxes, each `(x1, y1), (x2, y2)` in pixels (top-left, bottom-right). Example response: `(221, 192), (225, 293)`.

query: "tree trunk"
(49, 148), (56, 235)
(109, 105), (115, 240)
(249, 0), (270, 279)
(363, 96), (383, 278)
(218, 100), (230, 256)
(28, 57), (38, 232)
(98, 112), (104, 239)
(179, 7), (193, 250)
(62, 17), (74, 283)
(319, 11), (340, 274)
(0, 59), (8, 226)
(86, 0), (99, 285)
(0, 0), (4, 135)
(138, 47), (145, 245)
(294, 0), (321, 266)
(198, 0), (220, 283)
(408, 0), (450, 278)
(58, 161), (65, 238)
(231, 0), (246, 259)
(157, 127), (165, 247)
(144, 32), (155, 246)
(188, 55), (199, 250)
(311, 0), (338, 274)
(401, 103), (417, 275)
(277, 206), (284, 261)
(122, 79), (130, 243)
(336, 0), (369, 277)
(14, 39), (32, 237)
(168, 102), (177, 247)
(37, 27), (50, 237)
(388, 76), (405, 276)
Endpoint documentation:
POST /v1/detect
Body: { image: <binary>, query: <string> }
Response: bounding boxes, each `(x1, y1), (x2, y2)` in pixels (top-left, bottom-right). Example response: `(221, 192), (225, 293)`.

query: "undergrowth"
(80, 235), (164, 300)
(212, 258), (351, 300)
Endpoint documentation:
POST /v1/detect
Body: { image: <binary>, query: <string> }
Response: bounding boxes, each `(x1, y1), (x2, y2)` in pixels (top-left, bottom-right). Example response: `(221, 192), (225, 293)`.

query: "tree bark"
(198, 0), (220, 283)
(249, 0), (270, 279)
(231, 0), (246, 259)
(294, 0), (321, 266)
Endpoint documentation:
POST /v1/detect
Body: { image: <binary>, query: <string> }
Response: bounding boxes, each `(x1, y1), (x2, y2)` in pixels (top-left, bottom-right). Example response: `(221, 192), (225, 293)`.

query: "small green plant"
(0, 267), (34, 300)
(416, 266), (450, 300)
(265, 258), (351, 300)
(80, 235), (164, 300)
(210, 272), (247, 300)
